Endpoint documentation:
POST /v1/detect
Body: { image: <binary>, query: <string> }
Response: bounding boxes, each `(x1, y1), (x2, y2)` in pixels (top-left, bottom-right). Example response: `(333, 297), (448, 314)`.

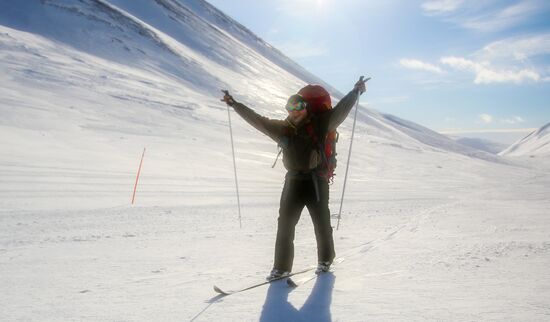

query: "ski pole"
(337, 77), (370, 230)
(224, 91), (243, 228)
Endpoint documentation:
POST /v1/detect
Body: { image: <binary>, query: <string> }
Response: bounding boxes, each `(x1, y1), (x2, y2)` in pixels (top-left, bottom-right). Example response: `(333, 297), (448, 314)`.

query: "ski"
(287, 258), (344, 288)
(213, 266), (316, 296)
(287, 273), (317, 287)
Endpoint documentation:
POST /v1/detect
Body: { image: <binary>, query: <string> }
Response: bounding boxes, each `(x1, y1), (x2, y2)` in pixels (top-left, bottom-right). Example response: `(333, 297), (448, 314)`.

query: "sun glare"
(280, 0), (331, 17)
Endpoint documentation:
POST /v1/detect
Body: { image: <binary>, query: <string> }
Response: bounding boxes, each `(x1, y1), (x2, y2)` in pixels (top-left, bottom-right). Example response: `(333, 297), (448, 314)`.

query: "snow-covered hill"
(0, 0), (511, 212)
(500, 123), (550, 157)
(1, 1), (549, 321)
(0, 0), (501, 164)
(449, 136), (508, 154)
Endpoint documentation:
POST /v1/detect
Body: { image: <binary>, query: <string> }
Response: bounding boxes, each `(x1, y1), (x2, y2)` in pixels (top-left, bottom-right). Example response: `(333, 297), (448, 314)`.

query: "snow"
(1, 0), (549, 321)
(449, 136), (508, 155)
(500, 123), (550, 158)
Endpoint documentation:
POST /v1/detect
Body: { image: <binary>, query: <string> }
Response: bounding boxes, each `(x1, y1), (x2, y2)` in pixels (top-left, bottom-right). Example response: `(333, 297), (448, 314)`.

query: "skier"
(221, 77), (367, 280)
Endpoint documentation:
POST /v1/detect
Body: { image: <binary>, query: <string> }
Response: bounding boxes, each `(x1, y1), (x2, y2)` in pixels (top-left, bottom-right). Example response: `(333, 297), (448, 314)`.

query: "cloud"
(479, 114), (493, 123)
(413, 3), (550, 86)
(476, 33), (550, 63)
(461, 1), (543, 32)
(440, 56), (540, 84)
(421, 0), (465, 14)
(399, 58), (444, 74)
(421, 0), (550, 32)
(479, 115), (525, 125)
(502, 116), (525, 124)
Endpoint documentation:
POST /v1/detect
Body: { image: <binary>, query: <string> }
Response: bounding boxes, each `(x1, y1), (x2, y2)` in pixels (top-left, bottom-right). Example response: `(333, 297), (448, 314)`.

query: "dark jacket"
(232, 89), (360, 172)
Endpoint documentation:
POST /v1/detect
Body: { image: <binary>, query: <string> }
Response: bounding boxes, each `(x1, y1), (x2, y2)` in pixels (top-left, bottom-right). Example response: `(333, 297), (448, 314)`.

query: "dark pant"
(273, 172), (335, 272)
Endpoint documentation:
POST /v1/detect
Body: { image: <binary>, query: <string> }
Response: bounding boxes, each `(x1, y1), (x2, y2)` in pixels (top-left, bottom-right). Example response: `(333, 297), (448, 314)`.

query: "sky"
(207, 0), (550, 144)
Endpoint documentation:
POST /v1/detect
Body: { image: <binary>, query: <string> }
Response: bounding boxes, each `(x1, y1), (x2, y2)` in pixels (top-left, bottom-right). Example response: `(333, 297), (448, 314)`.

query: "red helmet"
(297, 84), (332, 113)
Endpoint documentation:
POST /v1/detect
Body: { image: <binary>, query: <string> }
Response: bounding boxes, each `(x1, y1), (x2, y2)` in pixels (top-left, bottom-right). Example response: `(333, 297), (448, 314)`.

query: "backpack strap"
(272, 121), (294, 168)
(271, 147), (283, 168)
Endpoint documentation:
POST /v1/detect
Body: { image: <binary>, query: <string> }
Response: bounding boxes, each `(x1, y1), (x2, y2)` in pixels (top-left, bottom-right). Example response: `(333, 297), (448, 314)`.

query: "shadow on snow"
(259, 272), (335, 322)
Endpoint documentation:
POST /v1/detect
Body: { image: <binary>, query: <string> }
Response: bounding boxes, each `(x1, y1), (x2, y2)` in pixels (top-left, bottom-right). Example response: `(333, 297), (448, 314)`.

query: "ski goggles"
(285, 100), (307, 111)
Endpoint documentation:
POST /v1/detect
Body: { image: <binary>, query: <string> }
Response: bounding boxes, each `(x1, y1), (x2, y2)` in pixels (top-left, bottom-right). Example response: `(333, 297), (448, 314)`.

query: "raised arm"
(327, 77), (368, 131)
(221, 90), (285, 142)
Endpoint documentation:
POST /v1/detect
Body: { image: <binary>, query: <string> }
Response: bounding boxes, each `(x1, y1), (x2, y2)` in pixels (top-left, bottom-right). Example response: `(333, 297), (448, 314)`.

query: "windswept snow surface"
(1, 1), (550, 321)
(500, 122), (550, 157)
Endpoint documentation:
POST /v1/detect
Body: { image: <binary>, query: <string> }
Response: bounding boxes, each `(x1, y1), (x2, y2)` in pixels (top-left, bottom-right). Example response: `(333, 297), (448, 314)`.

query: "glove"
(221, 90), (236, 106)
(353, 76), (369, 95)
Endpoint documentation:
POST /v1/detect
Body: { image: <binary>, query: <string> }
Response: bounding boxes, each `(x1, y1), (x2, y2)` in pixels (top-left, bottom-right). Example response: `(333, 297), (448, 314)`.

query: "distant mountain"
(448, 137), (508, 155)
(500, 123), (550, 157)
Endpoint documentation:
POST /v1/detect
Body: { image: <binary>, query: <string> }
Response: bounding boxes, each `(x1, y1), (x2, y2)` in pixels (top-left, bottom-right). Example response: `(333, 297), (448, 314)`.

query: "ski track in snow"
(1, 149), (549, 321)
(188, 170), (550, 321)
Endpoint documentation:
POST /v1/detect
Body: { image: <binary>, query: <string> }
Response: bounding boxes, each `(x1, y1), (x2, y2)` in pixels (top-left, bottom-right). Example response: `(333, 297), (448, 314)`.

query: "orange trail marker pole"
(131, 148), (146, 205)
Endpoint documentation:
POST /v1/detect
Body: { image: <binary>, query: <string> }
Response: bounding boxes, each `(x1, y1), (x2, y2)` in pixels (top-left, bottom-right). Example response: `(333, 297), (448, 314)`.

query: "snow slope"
(0, 0), (501, 163)
(500, 122), (550, 157)
(448, 136), (508, 154)
(1, 1), (549, 321)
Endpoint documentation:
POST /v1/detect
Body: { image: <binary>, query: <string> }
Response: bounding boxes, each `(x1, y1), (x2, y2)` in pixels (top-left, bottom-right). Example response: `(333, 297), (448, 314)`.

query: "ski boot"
(315, 261), (332, 274)
(266, 268), (290, 281)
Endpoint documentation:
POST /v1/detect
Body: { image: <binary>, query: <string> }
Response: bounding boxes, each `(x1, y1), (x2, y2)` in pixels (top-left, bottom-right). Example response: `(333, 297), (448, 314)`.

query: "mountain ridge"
(0, 0), (505, 165)
(500, 122), (550, 157)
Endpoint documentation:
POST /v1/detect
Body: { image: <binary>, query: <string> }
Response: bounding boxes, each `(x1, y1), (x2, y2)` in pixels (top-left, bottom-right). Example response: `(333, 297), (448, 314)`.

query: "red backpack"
(298, 85), (338, 183)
